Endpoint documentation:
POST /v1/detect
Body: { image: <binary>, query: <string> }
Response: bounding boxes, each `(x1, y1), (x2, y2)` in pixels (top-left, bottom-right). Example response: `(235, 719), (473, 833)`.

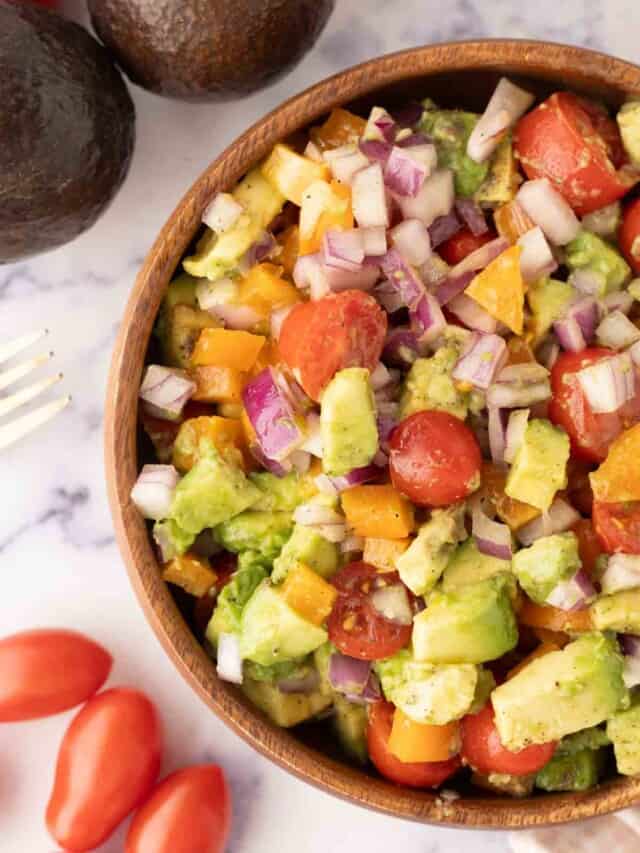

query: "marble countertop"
(2, 1), (639, 849)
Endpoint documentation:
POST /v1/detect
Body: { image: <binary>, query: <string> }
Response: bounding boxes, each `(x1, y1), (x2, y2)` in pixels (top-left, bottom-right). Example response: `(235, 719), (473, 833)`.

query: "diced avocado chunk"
(468, 667), (497, 714)
(239, 580), (328, 665)
(617, 101), (640, 166)
(160, 303), (219, 368)
(249, 471), (316, 513)
(535, 748), (606, 792)
(215, 510), (293, 563)
(474, 134), (519, 204)
(272, 524), (339, 583)
(526, 277), (575, 341)
(492, 633), (628, 751)
(153, 517), (195, 559)
(399, 341), (470, 420)
(241, 677), (331, 727)
(566, 231), (631, 295)
(395, 503), (467, 595)
(375, 648), (478, 724)
(441, 538), (512, 593)
(412, 575), (518, 664)
(505, 419), (569, 511)
(320, 368), (377, 476)
(313, 641), (334, 697)
(169, 441), (261, 536)
(333, 695), (368, 764)
(592, 589), (640, 633)
(243, 657), (308, 684)
(420, 107), (489, 197)
(557, 726), (611, 755)
(607, 697), (640, 775)
(183, 167), (284, 281)
(473, 772), (535, 797)
(206, 551), (268, 642)
(512, 532), (581, 605)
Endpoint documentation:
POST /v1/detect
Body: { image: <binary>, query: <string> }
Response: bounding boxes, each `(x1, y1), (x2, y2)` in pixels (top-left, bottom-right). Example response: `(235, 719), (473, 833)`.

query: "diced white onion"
(304, 140), (324, 162)
(581, 202), (621, 237)
(139, 365), (196, 420)
(370, 584), (413, 625)
(601, 554), (640, 595)
(516, 498), (580, 546)
(196, 277), (238, 312)
(390, 219), (432, 267)
(517, 227), (558, 282)
(130, 464), (180, 521)
(293, 502), (344, 526)
(370, 362), (392, 390)
(270, 306), (294, 341)
(504, 409), (530, 464)
(360, 226), (387, 257)
(217, 633), (243, 684)
(595, 310), (640, 349)
(202, 193), (244, 234)
(352, 163), (389, 228)
(323, 144), (370, 184)
(576, 351), (635, 413)
(394, 169), (455, 227)
(300, 413), (323, 457)
(516, 179), (581, 246)
(467, 78), (535, 163)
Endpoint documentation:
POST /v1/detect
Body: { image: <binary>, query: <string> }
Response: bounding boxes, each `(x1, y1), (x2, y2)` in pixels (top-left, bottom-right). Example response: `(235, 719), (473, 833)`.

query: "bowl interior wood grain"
(105, 40), (640, 828)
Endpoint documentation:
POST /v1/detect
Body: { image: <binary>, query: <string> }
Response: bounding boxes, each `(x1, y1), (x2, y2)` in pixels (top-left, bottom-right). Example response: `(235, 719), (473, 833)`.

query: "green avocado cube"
(271, 524), (339, 583)
(505, 419), (569, 511)
(617, 101), (640, 166)
(206, 551), (268, 642)
(535, 748), (606, 792)
(566, 231), (631, 295)
(512, 532), (581, 604)
(395, 503), (466, 595)
(412, 575), (518, 665)
(526, 277), (576, 341)
(333, 695), (369, 764)
(420, 108), (489, 197)
(399, 342), (470, 420)
(241, 678), (331, 728)
(249, 471), (316, 513)
(320, 367), (378, 476)
(607, 697), (640, 775)
(441, 538), (512, 593)
(592, 589), (640, 633)
(214, 510), (293, 563)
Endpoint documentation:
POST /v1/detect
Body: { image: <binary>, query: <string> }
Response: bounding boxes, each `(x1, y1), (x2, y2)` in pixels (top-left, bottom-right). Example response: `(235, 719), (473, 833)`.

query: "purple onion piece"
(620, 634), (640, 658)
(383, 146), (428, 197)
(330, 465), (380, 492)
(455, 198), (488, 236)
(278, 669), (320, 695)
(242, 368), (303, 462)
(395, 130), (431, 147)
(452, 332), (507, 390)
(379, 248), (426, 308)
(435, 270), (476, 306)
(329, 652), (371, 695)
(391, 102), (425, 128)
(410, 291), (447, 345)
(429, 211), (462, 247)
(359, 139), (392, 164)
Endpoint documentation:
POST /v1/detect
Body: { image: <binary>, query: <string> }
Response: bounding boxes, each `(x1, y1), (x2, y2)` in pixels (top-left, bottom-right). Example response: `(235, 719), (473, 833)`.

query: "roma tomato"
(593, 500), (640, 554)
(460, 703), (556, 776)
(620, 197), (640, 275)
(46, 688), (162, 852)
(368, 702), (461, 788)
(549, 348), (640, 463)
(278, 289), (387, 400)
(327, 562), (414, 660)
(0, 629), (111, 722)
(438, 228), (496, 265)
(515, 92), (636, 215)
(126, 765), (231, 853)
(389, 410), (482, 507)
(570, 519), (602, 575)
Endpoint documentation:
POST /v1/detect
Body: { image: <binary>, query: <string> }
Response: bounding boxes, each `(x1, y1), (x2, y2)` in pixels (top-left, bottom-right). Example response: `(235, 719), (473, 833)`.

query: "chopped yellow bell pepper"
(238, 263), (300, 320)
(465, 245), (525, 334)
(172, 416), (252, 472)
(162, 553), (217, 598)
(341, 485), (415, 539)
(299, 180), (353, 255)
(388, 710), (460, 763)
(192, 328), (265, 371)
(278, 225), (300, 276)
(191, 365), (246, 404)
(280, 562), (338, 627)
(519, 599), (593, 633)
(590, 423), (640, 503)
(250, 340), (282, 377)
(363, 537), (412, 572)
(479, 462), (540, 531)
(261, 144), (330, 206)
(310, 107), (367, 150)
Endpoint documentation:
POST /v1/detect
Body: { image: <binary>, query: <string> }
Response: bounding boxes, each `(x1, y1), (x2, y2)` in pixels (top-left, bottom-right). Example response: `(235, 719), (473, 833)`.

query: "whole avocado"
(87, 0), (335, 102)
(0, 1), (135, 263)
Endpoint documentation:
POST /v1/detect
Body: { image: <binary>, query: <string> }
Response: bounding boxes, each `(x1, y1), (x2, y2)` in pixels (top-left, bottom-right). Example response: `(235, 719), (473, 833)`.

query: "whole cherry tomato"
(438, 228), (496, 265)
(593, 500), (640, 554)
(46, 688), (162, 852)
(367, 701), (461, 788)
(125, 765), (231, 853)
(620, 197), (640, 275)
(0, 629), (111, 722)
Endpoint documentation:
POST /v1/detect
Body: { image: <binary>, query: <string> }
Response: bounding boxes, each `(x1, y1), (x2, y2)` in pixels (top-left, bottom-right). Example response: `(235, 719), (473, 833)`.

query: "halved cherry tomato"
(566, 459), (595, 516)
(46, 688), (162, 852)
(389, 410), (482, 507)
(593, 500), (640, 554)
(367, 701), (461, 788)
(327, 562), (414, 660)
(620, 197), (640, 275)
(125, 765), (231, 853)
(549, 348), (640, 463)
(438, 228), (496, 265)
(0, 629), (112, 722)
(279, 290), (387, 401)
(460, 702), (557, 776)
(515, 92), (637, 215)
(570, 518), (601, 575)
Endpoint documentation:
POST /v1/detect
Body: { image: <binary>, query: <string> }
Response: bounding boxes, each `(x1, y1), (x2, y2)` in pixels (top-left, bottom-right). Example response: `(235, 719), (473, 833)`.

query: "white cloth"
(509, 809), (640, 853)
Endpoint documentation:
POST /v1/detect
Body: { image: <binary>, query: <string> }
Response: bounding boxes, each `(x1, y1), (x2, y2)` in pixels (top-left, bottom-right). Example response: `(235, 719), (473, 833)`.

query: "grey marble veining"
(3, 1), (638, 849)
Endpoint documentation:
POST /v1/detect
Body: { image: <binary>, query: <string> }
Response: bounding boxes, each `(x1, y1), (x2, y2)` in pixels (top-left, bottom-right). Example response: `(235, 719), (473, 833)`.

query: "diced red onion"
(300, 412), (323, 457)
(130, 464), (180, 521)
(389, 219), (432, 268)
(289, 449), (311, 474)
(577, 351), (635, 413)
(487, 377), (551, 409)
(278, 668), (320, 694)
(596, 310), (640, 349)
(379, 248), (426, 308)
(211, 303), (263, 331)
(581, 202), (621, 237)
(238, 231), (279, 274)
(504, 408), (530, 464)
(555, 297), (602, 354)
(472, 506), (512, 560)
(436, 270), (477, 306)
(601, 554), (640, 595)
(394, 169), (455, 227)
(384, 145), (432, 197)
(270, 305), (294, 341)
(314, 474), (338, 496)
(623, 655), (640, 689)
(249, 443), (291, 477)
(447, 293), (499, 333)
(364, 106), (396, 143)
(392, 102), (426, 129)
(202, 192), (244, 233)
(603, 291), (634, 315)
(517, 227), (558, 282)
(516, 179), (581, 246)
(374, 280), (405, 313)
(360, 226), (387, 257)
(359, 139), (392, 165)
(329, 652), (371, 694)
(217, 633), (243, 684)
(537, 336), (561, 371)
(429, 211), (462, 247)
(410, 291), (447, 345)
(293, 501), (344, 527)
(570, 268), (607, 296)
(243, 368), (304, 462)
(196, 277), (237, 312)
(377, 414), (398, 452)
(382, 327), (419, 366)
(452, 332), (507, 390)
(139, 365), (196, 421)
(328, 148), (370, 184)
(436, 238), (511, 305)
(370, 584), (413, 625)
(373, 448), (389, 468)
(293, 252), (379, 296)
(455, 199), (488, 236)
(488, 407), (508, 465)
(352, 163), (389, 228)
(554, 314), (587, 353)
(545, 569), (596, 611)
(370, 362), (392, 390)
(327, 465), (380, 493)
(516, 498), (580, 546)
(322, 228), (365, 271)
(621, 634), (640, 658)
(467, 77), (535, 163)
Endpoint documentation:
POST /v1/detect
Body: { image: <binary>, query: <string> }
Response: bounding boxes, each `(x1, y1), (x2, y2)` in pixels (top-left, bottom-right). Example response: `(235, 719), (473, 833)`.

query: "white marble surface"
(3, 1), (640, 850)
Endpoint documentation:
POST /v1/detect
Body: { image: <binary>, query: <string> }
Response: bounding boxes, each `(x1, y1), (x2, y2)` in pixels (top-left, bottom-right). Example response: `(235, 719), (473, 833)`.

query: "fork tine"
(0, 372), (63, 418)
(0, 352), (54, 392)
(0, 329), (49, 364)
(0, 395), (71, 451)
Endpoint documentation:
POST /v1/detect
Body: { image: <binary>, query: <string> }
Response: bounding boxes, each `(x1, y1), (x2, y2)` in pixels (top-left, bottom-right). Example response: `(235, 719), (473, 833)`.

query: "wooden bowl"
(105, 40), (640, 828)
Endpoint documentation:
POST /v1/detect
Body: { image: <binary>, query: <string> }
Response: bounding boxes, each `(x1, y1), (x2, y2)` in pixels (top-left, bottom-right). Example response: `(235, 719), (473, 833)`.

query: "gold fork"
(0, 330), (70, 450)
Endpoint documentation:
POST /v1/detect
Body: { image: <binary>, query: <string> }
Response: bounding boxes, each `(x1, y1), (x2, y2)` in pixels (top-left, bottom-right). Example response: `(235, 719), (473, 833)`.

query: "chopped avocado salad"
(131, 78), (640, 796)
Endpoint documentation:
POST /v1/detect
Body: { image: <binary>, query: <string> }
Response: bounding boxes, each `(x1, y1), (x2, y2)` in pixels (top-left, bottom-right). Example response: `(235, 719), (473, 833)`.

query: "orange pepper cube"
(465, 245), (525, 335)
(388, 710), (460, 763)
(363, 538), (411, 572)
(590, 423), (640, 503)
(310, 107), (367, 150)
(172, 416), (250, 472)
(278, 225), (300, 276)
(261, 144), (330, 206)
(341, 485), (415, 539)
(162, 554), (217, 598)
(280, 562), (337, 627)
(238, 263), (300, 319)
(519, 599), (593, 633)
(507, 642), (561, 679)
(191, 365), (246, 404)
(192, 328), (265, 371)
(299, 180), (353, 256)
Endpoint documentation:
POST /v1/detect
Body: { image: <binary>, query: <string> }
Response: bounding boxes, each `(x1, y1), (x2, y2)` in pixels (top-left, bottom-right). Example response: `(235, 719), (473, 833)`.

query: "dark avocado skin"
(88, 0), (335, 102)
(0, 1), (135, 263)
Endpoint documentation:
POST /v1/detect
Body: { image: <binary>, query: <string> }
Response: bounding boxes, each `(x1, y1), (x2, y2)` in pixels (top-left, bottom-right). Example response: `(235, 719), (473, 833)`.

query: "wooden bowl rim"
(105, 39), (640, 829)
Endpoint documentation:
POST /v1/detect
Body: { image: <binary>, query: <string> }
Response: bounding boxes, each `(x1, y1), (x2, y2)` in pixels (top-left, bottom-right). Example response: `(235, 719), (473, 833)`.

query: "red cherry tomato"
(438, 228), (496, 265)
(515, 92), (637, 215)
(389, 410), (482, 507)
(620, 197), (640, 275)
(46, 688), (162, 852)
(549, 348), (640, 463)
(593, 500), (640, 554)
(125, 765), (231, 853)
(327, 562), (414, 660)
(0, 629), (112, 722)
(570, 519), (602, 576)
(279, 290), (387, 400)
(460, 703), (557, 776)
(367, 701), (461, 788)
(566, 459), (595, 516)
